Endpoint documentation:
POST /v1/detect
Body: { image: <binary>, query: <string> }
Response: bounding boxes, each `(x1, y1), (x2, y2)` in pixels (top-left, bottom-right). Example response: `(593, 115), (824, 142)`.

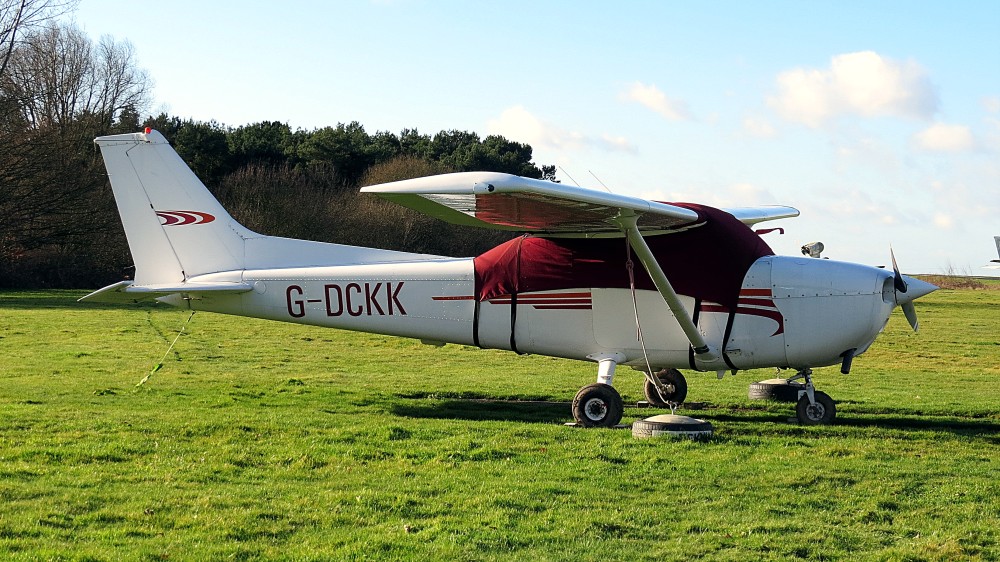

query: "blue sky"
(72, 1), (1000, 274)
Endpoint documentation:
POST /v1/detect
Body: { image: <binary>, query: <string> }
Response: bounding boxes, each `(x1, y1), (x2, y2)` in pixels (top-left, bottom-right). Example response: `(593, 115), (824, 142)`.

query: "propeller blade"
(902, 301), (919, 332)
(891, 247), (908, 293)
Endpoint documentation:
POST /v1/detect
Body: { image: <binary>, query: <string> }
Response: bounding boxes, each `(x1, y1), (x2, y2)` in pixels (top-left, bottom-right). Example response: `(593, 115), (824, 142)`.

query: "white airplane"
(986, 236), (1000, 270)
(81, 129), (937, 427)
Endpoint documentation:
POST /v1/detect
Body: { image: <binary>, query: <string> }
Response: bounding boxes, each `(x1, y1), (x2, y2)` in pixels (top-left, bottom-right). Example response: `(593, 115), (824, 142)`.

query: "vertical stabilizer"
(994, 236), (1000, 261)
(95, 130), (253, 286)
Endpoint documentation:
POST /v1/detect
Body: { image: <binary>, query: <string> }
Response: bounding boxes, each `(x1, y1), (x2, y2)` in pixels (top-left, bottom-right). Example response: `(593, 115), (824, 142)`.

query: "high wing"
(361, 172), (699, 235)
(363, 171), (799, 365)
(361, 172), (797, 235)
(724, 206), (801, 225)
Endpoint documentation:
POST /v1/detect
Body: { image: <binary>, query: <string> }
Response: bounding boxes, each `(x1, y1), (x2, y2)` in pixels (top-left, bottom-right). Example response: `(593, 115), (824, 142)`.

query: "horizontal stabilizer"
(79, 280), (252, 304)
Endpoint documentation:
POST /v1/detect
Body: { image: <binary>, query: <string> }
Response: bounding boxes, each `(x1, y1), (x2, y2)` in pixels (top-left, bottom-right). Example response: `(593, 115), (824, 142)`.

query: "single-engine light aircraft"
(987, 236), (1000, 269)
(81, 129), (937, 427)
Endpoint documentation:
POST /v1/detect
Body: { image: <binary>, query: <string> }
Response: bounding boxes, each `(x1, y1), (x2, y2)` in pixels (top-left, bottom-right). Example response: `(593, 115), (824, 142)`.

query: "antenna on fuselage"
(588, 170), (614, 193)
(558, 166), (581, 188)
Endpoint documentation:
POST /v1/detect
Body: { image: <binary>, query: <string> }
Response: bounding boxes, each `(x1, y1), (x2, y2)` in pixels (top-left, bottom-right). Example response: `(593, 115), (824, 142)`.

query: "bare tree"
(0, 19), (150, 287)
(2, 22), (149, 128)
(92, 34), (148, 124)
(0, 0), (77, 79)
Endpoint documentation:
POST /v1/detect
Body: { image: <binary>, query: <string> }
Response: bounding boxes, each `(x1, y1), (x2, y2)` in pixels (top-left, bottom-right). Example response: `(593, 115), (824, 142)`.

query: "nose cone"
(896, 275), (938, 306)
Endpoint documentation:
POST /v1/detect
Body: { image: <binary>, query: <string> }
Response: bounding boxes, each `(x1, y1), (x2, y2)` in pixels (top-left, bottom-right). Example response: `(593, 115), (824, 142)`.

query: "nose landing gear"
(749, 368), (837, 424)
(796, 390), (835, 424)
(792, 369), (836, 425)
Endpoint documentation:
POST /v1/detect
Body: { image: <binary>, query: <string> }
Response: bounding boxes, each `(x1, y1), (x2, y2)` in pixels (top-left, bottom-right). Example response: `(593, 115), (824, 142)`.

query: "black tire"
(643, 369), (688, 407)
(795, 391), (836, 425)
(748, 378), (805, 402)
(632, 416), (713, 439)
(572, 383), (624, 428)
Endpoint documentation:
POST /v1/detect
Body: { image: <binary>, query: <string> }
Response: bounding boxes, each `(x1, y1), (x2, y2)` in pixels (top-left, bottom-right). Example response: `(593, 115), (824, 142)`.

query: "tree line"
(1, 2), (554, 288)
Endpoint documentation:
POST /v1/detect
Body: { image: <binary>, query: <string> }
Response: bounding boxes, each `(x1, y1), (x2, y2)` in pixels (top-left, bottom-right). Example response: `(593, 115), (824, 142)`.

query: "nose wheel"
(796, 391), (835, 424)
(792, 369), (837, 425)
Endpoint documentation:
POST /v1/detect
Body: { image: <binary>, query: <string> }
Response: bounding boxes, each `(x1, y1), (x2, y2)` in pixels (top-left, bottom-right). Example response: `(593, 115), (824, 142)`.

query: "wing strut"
(617, 214), (719, 362)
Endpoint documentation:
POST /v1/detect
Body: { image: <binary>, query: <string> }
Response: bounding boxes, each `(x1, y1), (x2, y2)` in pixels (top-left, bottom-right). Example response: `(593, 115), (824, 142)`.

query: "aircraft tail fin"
(94, 130), (253, 286)
(994, 236), (999, 261)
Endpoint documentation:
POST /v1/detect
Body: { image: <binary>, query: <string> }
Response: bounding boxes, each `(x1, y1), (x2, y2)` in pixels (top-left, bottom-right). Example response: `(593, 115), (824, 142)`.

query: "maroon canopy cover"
(473, 203), (774, 310)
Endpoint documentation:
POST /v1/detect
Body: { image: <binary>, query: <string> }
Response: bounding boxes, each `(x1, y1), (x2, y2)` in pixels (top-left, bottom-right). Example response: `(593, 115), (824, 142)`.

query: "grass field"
(1, 285), (998, 561)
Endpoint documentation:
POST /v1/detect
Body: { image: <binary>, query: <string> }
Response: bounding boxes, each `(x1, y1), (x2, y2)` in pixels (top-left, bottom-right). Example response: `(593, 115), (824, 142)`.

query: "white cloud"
(742, 115), (776, 138)
(913, 123), (975, 152)
(640, 182), (779, 207)
(933, 213), (954, 229)
(486, 105), (637, 153)
(621, 82), (692, 121)
(599, 134), (636, 152)
(834, 136), (900, 175)
(769, 51), (938, 127)
(983, 96), (1000, 114)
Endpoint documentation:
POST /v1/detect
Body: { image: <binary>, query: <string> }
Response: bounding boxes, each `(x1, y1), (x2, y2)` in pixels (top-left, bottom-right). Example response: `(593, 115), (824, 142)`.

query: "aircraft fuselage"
(176, 254), (904, 374)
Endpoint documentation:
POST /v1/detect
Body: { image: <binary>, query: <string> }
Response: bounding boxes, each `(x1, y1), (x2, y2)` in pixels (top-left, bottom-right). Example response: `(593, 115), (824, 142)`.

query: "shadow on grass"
(391, 396), (1000, 439)
(693, 408), (1000, 439)
(390, 397), (571, 424)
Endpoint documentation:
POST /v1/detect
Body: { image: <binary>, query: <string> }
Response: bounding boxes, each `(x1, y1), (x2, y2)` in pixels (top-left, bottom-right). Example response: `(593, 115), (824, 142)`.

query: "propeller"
(890, 247), (907, 294)
(901, 301), (920, 332)
(889, 247), (937, 332)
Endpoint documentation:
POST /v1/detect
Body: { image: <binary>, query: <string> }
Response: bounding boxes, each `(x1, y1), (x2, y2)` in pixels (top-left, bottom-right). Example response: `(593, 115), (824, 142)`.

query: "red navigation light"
(144, 127), (152, 134)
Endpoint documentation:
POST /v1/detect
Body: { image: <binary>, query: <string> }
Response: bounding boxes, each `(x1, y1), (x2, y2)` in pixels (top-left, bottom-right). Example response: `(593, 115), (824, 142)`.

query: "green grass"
(1, 287), (998, 561)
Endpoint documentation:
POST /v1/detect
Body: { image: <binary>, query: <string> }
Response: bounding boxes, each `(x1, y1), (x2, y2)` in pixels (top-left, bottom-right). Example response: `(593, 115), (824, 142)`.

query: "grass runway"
(1, 286), (998, 561)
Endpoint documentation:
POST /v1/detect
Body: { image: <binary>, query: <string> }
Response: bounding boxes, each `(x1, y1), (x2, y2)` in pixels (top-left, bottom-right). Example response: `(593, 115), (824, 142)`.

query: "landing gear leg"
(643, 369), (687, 409)
(793, 369), (836, 425)
(573, 355), (625, 428)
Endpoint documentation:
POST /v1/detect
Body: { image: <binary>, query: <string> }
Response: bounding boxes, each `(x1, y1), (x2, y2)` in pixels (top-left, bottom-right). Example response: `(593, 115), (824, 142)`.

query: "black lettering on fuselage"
(286, 285), (305, 318)
(345, 283), (363, 316)
(287, 282), (407, 319)
(324, 284), (343, 316)
(366, 283), (384, 315)
(388, 282), (406, 315)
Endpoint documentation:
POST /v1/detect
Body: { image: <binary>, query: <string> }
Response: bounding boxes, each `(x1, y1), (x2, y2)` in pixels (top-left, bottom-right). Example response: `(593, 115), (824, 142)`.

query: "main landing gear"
(572, 383), (624, 428)
(643, 368), (687, 407)
(571, 355), (690, 428)
(572, 354), (626, 427)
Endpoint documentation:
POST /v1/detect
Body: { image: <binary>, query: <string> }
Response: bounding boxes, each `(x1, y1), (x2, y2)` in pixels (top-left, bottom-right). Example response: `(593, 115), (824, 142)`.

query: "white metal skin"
(617, 214), (717, 362)
(82, 130), (937, 425)
(987, 236), (1000, 269)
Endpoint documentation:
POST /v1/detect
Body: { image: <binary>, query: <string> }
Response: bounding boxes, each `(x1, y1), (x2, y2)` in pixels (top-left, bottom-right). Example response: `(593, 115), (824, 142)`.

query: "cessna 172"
(987, 236), (1000, 269)
(81, 129), (937, 427)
